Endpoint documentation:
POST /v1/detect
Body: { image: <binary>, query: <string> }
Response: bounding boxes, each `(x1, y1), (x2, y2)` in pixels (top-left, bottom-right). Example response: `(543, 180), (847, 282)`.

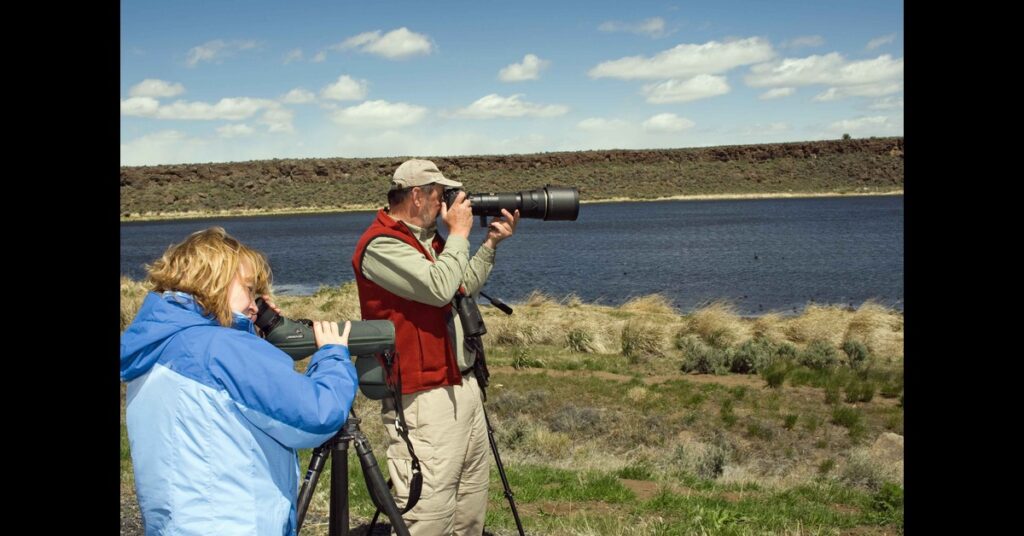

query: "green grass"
(614, 463), (655, 481)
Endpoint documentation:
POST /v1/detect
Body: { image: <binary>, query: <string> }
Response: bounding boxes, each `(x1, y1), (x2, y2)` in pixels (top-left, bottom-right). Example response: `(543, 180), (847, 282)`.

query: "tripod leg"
(329, 438), (350, 536)
(483, 406), (526, 536)
(297, 446), (330, 531)
(353, 433), (411, 536)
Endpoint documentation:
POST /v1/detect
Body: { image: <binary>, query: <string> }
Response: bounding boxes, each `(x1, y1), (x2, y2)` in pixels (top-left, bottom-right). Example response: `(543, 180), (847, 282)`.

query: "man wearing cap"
(351, 158), (519, 535)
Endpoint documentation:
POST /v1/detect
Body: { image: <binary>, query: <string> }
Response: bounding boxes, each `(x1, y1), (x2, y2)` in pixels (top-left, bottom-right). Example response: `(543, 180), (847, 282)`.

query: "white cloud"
(745, 53), (903, 88)
(335, 27), (433, 59)
(330, 100), (428, 127)
(121, 96), (161, 116)
(158, 98), (276, 120)
(867, 33), (896, 50)
(453, 94), (569, 119)
(781, 35), (824, 49)
(129, 79), (185, 98)
(120, 96), (277, 120)
(321, 75), (368, 101)
(311, 51), (327, 63)
(827, 115), (901, 136)
(217, 124), (255, 138)
(260, 107), (295, 133)
(282, 88), (316, 104)
(813, 82), (903, 101)
(338, 31), (379, 50)
(186, 39), (259, 67)
(589, 37), (775, 79)
(328, 130), (554, 158)
(121, 130), (204, 166)
(121, 129), (305, 166)
(759, 87), (795, 99)
(577, 118), (631, 131)
(642, 113), (695, 132)
(284, 48), (303, 64)
(499, 54), (550, 82)
(868, 96), (904, 110)
(642, 74), (730, 103)
(598, 17), (667, 38)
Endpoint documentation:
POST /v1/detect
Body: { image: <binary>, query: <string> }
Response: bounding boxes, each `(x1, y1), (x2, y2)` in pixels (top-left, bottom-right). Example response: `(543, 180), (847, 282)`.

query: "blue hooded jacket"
(120, 292), (359, 535)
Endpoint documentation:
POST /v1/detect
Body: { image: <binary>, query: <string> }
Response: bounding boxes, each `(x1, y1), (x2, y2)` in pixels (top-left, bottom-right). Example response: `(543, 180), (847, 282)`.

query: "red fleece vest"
(352, 209), (462, 395)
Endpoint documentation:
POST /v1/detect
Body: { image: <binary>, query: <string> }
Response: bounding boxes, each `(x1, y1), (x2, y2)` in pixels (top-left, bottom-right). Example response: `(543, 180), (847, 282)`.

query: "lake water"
(121, 195), (903, 315)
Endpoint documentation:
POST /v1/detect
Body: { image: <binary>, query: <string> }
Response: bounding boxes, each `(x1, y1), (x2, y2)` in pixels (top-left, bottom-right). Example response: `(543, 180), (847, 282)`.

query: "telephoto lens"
(444, 185), (579, 222)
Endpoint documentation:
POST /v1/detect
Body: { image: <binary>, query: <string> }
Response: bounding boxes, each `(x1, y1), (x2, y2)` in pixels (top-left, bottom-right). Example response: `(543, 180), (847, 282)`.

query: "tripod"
(295, 407), (411, 536)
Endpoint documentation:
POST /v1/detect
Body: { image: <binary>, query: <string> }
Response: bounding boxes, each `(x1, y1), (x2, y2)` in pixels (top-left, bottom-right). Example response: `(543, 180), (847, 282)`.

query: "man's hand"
(440, 191), (473, 239)
(483, 209), (520, 250)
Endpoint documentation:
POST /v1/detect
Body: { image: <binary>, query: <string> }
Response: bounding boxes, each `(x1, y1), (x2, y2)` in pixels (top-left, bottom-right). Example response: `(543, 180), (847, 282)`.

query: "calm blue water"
(120, 196), (903, 315)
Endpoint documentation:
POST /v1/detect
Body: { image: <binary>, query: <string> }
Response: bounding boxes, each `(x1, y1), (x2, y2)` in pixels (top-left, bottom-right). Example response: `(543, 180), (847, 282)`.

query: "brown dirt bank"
(120, 138), (903, 219)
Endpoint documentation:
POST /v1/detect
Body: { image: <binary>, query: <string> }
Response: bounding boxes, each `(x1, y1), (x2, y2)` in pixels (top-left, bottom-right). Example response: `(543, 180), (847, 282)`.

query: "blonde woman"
(120, 227), (357, 535)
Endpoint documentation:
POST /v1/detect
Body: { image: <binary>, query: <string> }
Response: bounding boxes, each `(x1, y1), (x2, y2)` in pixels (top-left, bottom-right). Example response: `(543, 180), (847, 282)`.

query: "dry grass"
(844, 300), (905, 361)
(563, 316), (611, 354)
(751, 312), (788, 344)
(681, 301), (751, 348)
(272, 282), (362, 322)
(523, 290), (558, 308)
(625, 386), (653, 405)
(117, 278), (903, 365)
(620, 294), (678, 316)
(840, 447), (904, 490)
(621, 319), (669, 362)
(484, 294), (621, 351)
(783, 304), (850, 346)
(486, 310), (561, 346)
(120, 276), (150, 331)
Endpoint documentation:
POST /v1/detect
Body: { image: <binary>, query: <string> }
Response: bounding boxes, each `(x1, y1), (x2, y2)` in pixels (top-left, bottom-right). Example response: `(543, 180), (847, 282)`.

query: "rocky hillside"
(120, 137), (903, 218)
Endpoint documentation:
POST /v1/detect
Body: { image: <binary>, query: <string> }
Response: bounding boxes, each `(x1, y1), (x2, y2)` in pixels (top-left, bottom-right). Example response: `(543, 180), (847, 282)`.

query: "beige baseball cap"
(391, 159), (463, 190)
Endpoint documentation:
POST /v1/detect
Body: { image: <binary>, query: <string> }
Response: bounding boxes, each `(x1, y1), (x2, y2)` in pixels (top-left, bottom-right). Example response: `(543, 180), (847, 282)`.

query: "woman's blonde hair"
(145, 227), (273, 327)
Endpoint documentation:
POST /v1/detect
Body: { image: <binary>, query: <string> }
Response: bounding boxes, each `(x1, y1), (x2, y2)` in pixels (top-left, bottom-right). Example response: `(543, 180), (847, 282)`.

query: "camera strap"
(381, 352), (422, 513)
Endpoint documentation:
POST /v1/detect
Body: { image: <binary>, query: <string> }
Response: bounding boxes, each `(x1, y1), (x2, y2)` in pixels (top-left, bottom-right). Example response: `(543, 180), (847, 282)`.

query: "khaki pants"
(381, 374), (490, 536)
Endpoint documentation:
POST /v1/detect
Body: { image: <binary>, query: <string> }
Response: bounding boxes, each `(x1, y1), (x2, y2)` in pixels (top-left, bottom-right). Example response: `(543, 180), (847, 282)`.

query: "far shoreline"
(120, 189), (903, 223)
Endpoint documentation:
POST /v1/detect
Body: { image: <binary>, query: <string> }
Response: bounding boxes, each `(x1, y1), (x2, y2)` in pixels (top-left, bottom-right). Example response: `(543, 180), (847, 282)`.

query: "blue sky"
(120, 0), (904, 166)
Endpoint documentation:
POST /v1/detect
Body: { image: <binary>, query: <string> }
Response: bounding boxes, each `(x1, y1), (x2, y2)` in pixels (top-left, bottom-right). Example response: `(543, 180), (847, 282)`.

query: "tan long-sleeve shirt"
(361, 220), (495, 370)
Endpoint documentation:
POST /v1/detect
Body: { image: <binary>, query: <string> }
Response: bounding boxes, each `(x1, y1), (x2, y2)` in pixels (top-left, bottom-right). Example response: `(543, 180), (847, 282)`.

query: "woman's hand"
(313, 320), (351, 348)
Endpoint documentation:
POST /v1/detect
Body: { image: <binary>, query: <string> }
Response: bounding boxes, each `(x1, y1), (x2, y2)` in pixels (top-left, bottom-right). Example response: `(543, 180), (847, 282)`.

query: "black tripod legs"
(297, 444), (331, 529)
(295, 411), (410, 536)
(483, 405), (526, 536)
(329, 437), (350, 535)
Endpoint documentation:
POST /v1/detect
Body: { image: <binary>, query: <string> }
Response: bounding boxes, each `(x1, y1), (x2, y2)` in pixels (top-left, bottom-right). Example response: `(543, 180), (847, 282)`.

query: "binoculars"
(254, 298), (394, 399)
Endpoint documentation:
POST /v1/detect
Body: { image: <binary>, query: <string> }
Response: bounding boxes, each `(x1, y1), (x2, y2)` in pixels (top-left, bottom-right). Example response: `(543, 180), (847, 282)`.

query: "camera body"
(443, 185), (579, 224)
